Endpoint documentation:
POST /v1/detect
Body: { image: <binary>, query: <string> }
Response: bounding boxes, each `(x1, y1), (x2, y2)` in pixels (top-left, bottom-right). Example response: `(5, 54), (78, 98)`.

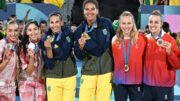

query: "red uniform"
(144, 30), (180, 87)
(0, 39), (17, 101)
(19, 42), (46, 101)
(112, 34), (146, 84)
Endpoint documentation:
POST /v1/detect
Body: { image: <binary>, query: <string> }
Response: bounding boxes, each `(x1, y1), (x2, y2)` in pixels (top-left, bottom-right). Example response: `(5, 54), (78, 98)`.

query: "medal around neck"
(6, 43), (13, 50)
(28, 43), (35, 50)
(47, 35), (54, 42)
(157, 39), (163, 46)
(124, 64), (129, 72)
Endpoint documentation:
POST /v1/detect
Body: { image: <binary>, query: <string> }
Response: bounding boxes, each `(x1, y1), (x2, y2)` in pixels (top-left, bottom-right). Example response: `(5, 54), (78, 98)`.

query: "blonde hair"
(116, 11), (138, 45)
(149, 10), (162, 22)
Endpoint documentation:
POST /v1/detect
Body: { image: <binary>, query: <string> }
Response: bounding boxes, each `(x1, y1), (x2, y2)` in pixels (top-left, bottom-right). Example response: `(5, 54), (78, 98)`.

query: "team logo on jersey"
(54, 44), (59, 48)
(80, 78), (84, 85)
(66, 36), (71, 43)
(48, 86), (51, 92)
(102, 29), (107, 35)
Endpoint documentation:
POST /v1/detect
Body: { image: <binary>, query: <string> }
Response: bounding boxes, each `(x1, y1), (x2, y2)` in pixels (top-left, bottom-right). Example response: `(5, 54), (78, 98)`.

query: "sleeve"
(41, 35), (55, 69)
(74, 24), (86, 60)
(106, 18), (115, 40)
(111, 35), (117, 58)
(167, 38), (180, 70)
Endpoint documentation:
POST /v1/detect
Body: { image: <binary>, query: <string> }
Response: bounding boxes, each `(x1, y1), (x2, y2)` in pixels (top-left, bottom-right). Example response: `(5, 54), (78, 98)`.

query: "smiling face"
(84, 2), (98, 25)
(49, 16), (63, 34)
(119, 16), (134, 37)
(26, 23), (39, 43)
(6, 23), (19, 43)
(40, 23), (47, 34)
(148, 15), (163, 36)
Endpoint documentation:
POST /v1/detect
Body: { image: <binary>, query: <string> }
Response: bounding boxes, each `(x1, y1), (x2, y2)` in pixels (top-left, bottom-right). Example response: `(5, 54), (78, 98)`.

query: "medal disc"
(124, 64), (129, 72)
(28, 43), (35, 50)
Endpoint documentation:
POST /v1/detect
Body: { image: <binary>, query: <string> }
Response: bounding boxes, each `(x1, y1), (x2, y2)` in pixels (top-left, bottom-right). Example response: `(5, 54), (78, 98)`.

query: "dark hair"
(40, 20), (47, 26)
(145, 25), (149, 29)
(20, 21), (39, 54)
(10, 14), (16, 18)
(18, 20), (23, 24)
(83, 0), (99, 10)
(48, 11), (62, 22)
(0, 19), (3, 22)
(162, 22), (169, 33)
(171, 33), (177, 40)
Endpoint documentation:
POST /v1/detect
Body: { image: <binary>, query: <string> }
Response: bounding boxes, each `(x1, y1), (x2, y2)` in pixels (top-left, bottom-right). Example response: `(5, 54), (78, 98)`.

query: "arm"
(41, 36), (55, 69)
(23, 9), (31, 25)
(0, 49), (11, 72)
(20, 49), (35, 75)
(44, 39), (53, 59)
(162, 39), (180, 70)
(25, 49), (35, 75)
(74, 25), (86, 59)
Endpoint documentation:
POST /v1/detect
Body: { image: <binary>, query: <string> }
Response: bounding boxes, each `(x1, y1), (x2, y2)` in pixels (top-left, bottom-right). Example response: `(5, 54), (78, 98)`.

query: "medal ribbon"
(151, 31), (162, 40)
(34, 43), (39, 53)
(52, 30), (62, 42)
(84, 20), (97, 33)
(122, 36), (131, 65)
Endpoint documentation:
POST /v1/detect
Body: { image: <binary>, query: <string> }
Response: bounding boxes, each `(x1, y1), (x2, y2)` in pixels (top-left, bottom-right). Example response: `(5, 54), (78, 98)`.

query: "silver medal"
(28, 43), (35, 50)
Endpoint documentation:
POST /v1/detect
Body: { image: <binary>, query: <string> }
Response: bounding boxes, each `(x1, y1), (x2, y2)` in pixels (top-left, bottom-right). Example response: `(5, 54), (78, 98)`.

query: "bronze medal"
(157, 39), (163, 46)
(124, 64), (129, 72)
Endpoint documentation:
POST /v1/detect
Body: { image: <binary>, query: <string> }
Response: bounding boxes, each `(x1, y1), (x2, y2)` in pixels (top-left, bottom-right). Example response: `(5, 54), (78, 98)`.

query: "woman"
(0, 20), (19, 101)
(112, 11), (146, 101)
(19, 21), (46, 101)
(74, 0), (115, 101)
(41, 11), (77, 101)
(143, 10), (180, 101)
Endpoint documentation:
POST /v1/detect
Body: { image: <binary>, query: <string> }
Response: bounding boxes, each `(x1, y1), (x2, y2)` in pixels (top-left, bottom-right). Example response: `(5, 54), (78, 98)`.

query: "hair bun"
(152, 10), (161, 15)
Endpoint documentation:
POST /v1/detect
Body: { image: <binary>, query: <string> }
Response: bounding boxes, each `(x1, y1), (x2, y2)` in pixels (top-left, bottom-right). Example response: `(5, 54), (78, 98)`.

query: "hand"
(161, 41), (172, 55)
(44, 39), (52, 50)
(71, 26), (77, 32)
(27, 48), (35, 58)
(78, 37), (86, 50)
(4, 48), (11, 63)
(27, 9), (31, 14)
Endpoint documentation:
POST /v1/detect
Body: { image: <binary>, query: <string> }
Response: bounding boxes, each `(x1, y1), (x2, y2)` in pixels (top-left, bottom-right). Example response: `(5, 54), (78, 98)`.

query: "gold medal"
(47, 35), (54, 42)
(81, 33), (90, 40)
(124, 64), (129, 72)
